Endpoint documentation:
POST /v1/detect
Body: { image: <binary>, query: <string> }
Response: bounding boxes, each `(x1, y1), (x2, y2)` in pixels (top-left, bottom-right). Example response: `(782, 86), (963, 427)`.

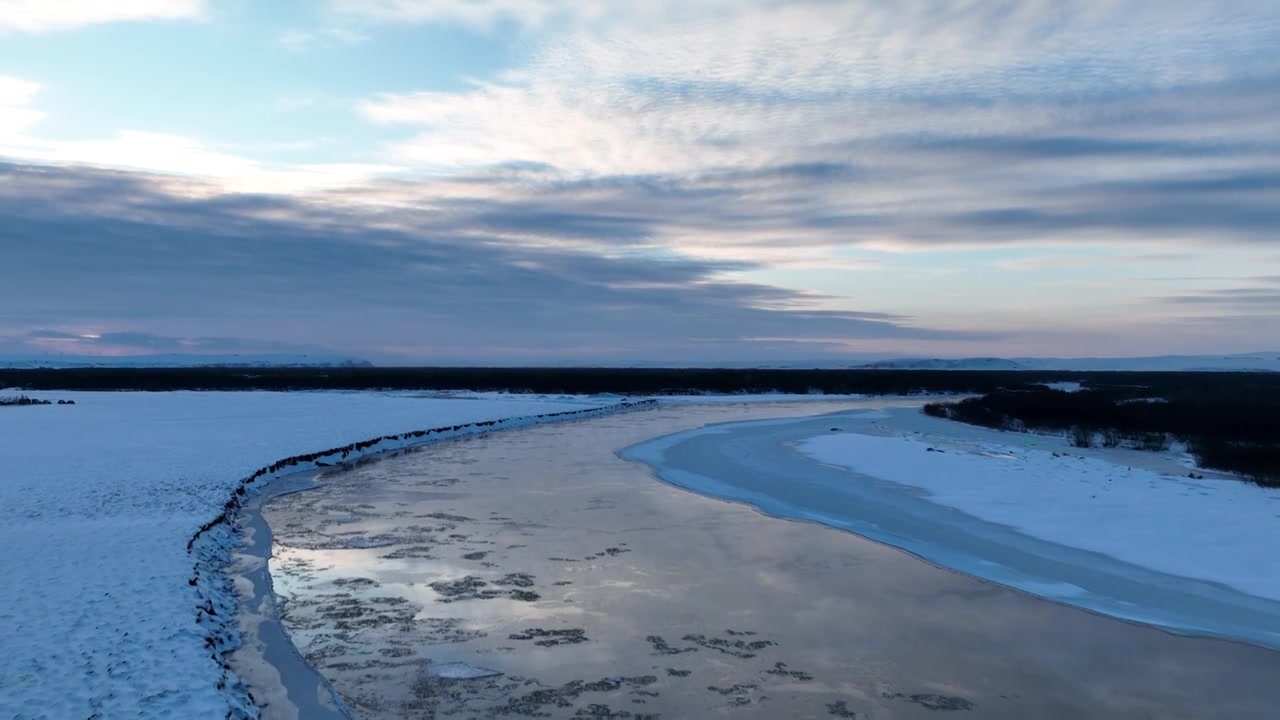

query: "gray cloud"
(1154, 276), (1280, 310)
(0, 328), (342, 357)
(1159, 289), (1280, 307)
(0, 162), (988, 363)
(361, 81), (1280, 255)
(910, 135), (1268, 161)
(938, 201), (1280, 240)
(470, 206), (657, 242)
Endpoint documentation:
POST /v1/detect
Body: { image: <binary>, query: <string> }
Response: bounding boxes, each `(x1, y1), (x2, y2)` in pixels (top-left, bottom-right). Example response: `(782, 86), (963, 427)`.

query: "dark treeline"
(6, 366), (1278, 396)
(924, 379), (1280, 486)
(3, 366), (1069, 394)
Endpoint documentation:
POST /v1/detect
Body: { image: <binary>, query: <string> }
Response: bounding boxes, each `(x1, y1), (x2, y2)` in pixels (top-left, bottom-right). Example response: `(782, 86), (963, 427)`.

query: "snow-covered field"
(800, 431), (1280, 603)
(0, 391), (611, 720)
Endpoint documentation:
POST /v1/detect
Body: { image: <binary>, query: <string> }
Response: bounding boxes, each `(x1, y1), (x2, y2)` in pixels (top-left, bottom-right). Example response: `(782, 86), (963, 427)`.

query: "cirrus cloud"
(354, 0), (1280, 261)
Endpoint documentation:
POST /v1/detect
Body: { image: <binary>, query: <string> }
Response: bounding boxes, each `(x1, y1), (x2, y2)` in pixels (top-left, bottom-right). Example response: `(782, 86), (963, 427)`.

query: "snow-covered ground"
(0, 391), (611, 720)
(799, 431), (1280, 602)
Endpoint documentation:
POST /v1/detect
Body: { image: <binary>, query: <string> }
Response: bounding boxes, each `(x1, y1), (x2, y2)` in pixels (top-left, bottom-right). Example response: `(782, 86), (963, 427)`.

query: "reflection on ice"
(272, 544), (572, 638)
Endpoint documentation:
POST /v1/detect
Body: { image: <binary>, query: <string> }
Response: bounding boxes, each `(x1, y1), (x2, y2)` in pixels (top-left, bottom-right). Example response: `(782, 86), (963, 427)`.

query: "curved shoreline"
(227, 467), (352, 719)
(620, 408), (1280, 652)
(190, 399), (658, 717)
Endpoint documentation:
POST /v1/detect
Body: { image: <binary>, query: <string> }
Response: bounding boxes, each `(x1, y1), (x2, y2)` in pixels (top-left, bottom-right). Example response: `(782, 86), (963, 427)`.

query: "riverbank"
(625, 407), (1280, 650)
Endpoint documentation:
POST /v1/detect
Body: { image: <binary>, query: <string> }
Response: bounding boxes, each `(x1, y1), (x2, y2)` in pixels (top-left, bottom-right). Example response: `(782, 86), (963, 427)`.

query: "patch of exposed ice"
(429, 662), (504, 680)
(339, 536), (398, 549)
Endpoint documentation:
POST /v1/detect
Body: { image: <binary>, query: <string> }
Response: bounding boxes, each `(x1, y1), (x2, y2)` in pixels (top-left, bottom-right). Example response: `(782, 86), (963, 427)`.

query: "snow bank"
(0, 391), (647, 719)
(799, 432), (1280, 602)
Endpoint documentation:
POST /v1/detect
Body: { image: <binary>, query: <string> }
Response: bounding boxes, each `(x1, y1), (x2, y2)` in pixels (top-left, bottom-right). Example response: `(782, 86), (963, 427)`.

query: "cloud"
(1157, 277), (1280, 309)
(0, 79), (380, 191)
(353, 0), (1280, 257)
(0, 161), (985, 363)
(277, 27), (368, 52)
(0, 124), (398, 193)
(0, 76), (39, 106)
(0, 76), (43, 137)
(327, 0), (593, 31)
(6, 1), (1280, 358)
(1167, 290), (1280, 305)
(999, 253), (1197, 270)
(0, 328), (342, 357)
(0, 0), (205, 33)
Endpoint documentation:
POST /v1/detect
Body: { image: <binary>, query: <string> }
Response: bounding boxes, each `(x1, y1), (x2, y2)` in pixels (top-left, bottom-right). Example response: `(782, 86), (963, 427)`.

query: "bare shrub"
(1136, 432), (1170, 452)
(1070, 425), (1094, 448)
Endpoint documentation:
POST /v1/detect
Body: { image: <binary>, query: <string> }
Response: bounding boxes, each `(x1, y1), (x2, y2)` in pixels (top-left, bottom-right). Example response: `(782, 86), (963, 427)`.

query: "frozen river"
(245, 401), (1280, 719)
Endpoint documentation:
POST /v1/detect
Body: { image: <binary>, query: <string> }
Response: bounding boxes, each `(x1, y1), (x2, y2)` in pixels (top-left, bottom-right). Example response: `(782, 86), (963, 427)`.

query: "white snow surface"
(0, 391), (607, 720)
(799, 432), (1280, 602)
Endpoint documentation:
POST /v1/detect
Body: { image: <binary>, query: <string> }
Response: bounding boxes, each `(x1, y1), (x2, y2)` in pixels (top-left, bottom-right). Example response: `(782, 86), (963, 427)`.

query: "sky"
(2, 0), (1278, 364)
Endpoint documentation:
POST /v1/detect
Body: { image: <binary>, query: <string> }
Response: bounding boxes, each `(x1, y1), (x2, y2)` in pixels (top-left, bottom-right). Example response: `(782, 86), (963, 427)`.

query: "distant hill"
(856, 357), (1024, 371)
(0, 353), (374, 369)
(854, 353), (1280, 372)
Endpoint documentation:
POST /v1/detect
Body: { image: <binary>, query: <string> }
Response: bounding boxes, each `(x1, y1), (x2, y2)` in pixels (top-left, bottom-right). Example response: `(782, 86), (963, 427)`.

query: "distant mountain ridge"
(0, 353), (374, 369)
(855, 357), (1024, 370)
(854, 353), (1280, 372)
